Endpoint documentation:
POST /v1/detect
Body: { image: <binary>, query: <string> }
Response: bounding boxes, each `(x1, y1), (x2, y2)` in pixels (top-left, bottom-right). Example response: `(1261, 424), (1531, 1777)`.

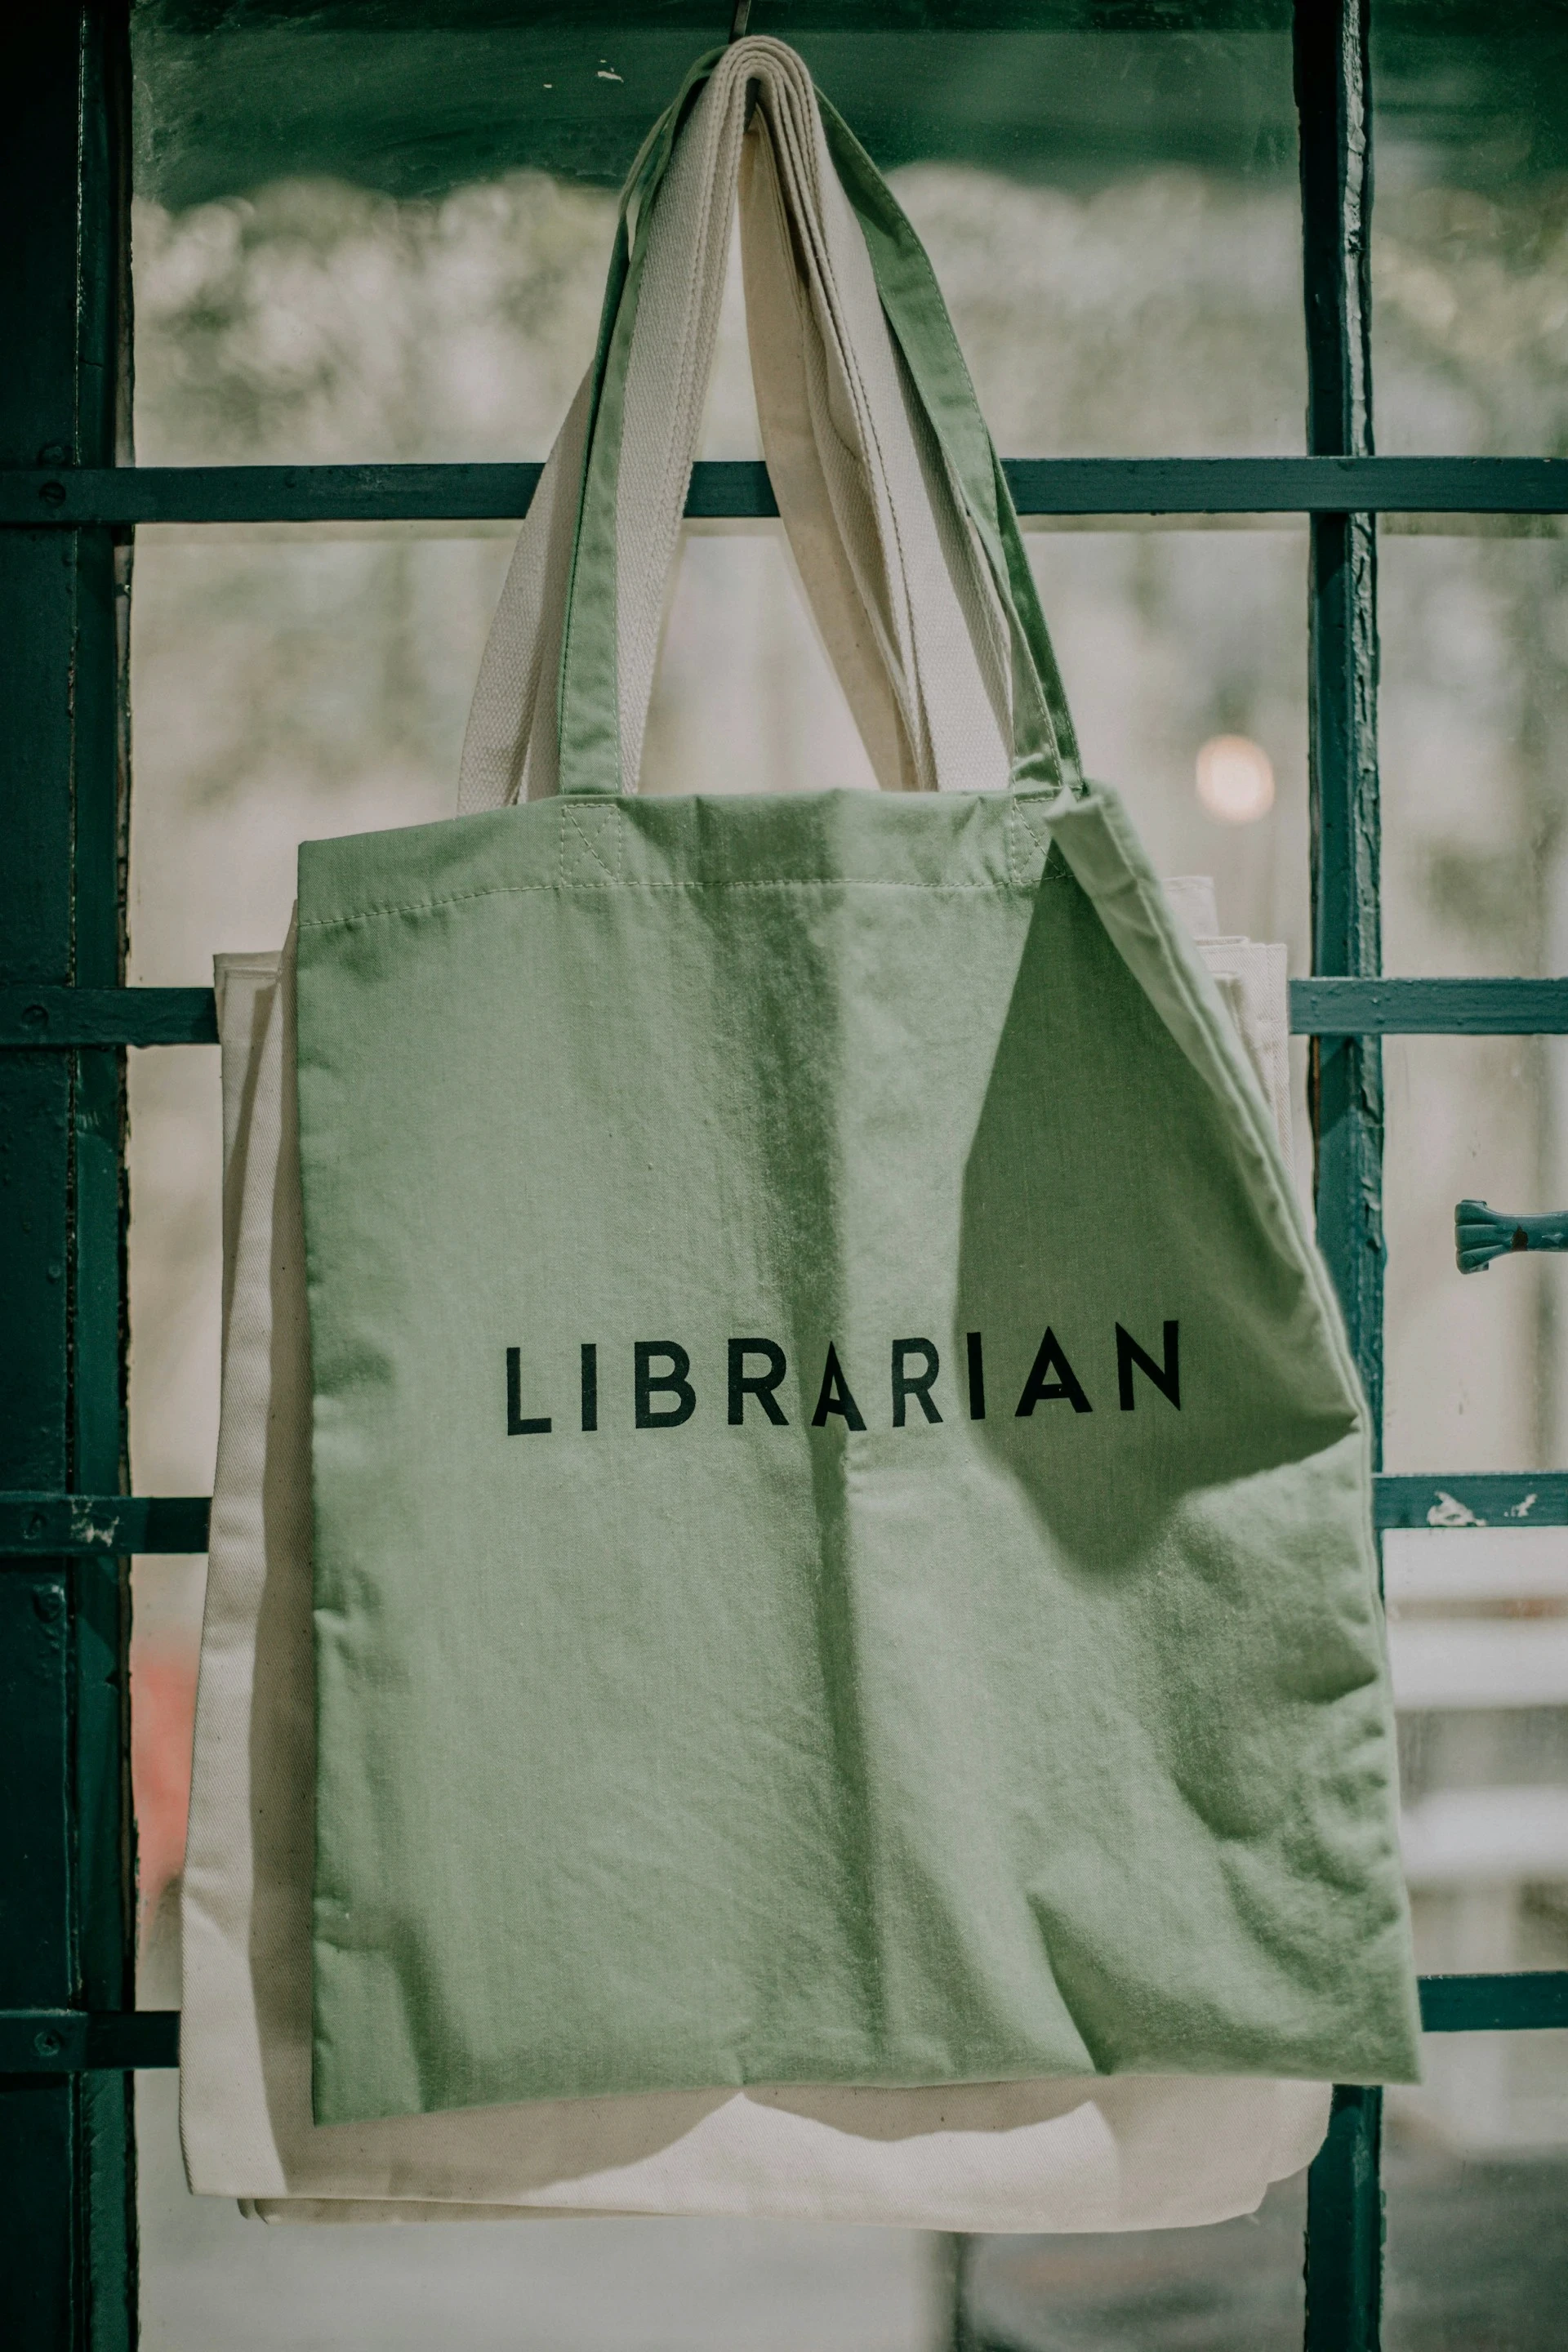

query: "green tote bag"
(296, 37), (1421, 2127)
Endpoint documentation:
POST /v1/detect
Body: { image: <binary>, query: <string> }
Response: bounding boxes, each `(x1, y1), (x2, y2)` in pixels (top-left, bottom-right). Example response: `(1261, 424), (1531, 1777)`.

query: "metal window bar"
(3, 2), (1566, 2345)
(2, 453), (1566, 523)
(1295, 7), (1386, 2345)
(1, 6), (135, 2349)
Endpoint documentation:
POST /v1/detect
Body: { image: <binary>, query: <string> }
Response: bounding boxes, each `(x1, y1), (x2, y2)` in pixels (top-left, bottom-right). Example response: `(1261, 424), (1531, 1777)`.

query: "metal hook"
(729, 2), (752, 42)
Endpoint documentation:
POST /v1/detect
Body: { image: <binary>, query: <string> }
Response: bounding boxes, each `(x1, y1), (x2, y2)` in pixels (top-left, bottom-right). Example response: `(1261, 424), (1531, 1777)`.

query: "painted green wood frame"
(1296, 5), (1387, 2346)
(4, 2), (1567, 2345)
(0, 7), (135, 2348)
(2, 453), (1566, 523)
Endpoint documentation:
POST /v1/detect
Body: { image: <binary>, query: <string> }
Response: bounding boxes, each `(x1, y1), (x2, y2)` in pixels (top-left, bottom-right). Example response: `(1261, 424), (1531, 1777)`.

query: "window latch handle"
(1455, 1199), (1568, 1274)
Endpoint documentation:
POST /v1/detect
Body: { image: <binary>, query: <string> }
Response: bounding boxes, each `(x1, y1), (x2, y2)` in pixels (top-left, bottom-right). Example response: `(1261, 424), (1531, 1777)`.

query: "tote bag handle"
(559, 38), (1080, 801)
(458, 38), (1081, 810)
(737, 82), (1018, 800)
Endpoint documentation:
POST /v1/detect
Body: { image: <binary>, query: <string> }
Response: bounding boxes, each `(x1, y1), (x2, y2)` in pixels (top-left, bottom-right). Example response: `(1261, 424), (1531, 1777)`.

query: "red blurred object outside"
(131, 1635), (200, 1962)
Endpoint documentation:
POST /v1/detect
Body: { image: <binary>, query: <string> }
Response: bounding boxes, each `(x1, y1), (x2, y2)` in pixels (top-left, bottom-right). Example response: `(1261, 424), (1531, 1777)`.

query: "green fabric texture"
(296, 47), (1420, 2127)
(296, 789), (1421, 2124)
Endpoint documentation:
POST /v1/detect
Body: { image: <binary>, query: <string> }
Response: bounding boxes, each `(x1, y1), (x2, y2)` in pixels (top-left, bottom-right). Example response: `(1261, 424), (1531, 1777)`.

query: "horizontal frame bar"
(0, 985), (216, 1046)
(1290, 978), (1568, 1035)
(0, 1495), (211, 1554)
(0, 2011), (180, 2073)
(1418, 1973), (1568, 2034)
(2, 1976), (1561, 2071)
(11, 978), (1568, 1053)
(1374, 1475), (1568, 1530)
(2, 457), (1566, 528)
(6, 1477), (1568, 1552)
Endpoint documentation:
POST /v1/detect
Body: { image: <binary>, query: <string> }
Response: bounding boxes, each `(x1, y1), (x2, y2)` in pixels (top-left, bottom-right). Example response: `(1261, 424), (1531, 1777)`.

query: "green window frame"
(2, 3), (1566, 2345)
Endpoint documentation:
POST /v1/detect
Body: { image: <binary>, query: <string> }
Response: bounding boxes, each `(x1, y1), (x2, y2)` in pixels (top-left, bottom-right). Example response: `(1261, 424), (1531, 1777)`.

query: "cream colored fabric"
(180, 906), (1326, 2228)
(1201, 938), (1294, 1174)
(456, 372), (593, 813)
(729, 64), (1014, 793)
(1160, 884), (1291, 1169)
(241, 2203), (581, 2225)
(1160, 877), (1219, 939)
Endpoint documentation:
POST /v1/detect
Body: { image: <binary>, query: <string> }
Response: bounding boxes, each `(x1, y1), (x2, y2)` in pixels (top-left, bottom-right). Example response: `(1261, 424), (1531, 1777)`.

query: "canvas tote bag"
(180, 924), (1327, 2226)
(291, 38), (1419, 2129)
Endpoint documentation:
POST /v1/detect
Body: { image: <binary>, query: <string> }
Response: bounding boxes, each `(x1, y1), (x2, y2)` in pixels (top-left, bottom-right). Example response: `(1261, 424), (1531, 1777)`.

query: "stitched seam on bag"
(559, 806), (623, 887)
(295, 875), (1077, 930)
(1006, 800), (1052, 891)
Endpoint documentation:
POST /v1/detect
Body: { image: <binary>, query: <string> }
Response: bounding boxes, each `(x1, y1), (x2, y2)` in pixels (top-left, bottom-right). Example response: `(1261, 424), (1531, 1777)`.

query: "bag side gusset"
(1046, 785), (1421, 2085)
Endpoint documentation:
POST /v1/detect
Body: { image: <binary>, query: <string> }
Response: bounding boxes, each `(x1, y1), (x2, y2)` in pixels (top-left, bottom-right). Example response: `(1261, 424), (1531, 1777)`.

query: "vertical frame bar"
(74, 8), (136, 2339)
(0, 6), (135, 2346)
(1297, 0), (1383, 1407)
(1307, 2083), (1386, 2352)
(1294, 4), (1385, 2350)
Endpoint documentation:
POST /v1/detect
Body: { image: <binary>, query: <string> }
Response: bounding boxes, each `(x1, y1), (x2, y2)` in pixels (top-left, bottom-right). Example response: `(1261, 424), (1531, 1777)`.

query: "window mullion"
(1294, 4), (1386, 2350)
(0, 6), (136, 2347)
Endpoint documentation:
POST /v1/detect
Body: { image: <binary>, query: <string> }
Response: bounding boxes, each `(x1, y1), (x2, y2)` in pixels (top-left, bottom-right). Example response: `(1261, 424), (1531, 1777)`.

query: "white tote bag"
(180, 33), (1325, 2224)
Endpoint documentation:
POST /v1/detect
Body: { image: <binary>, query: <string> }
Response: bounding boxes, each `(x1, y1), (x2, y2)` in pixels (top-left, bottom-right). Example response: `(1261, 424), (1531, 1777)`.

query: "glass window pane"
(1025, 528), (1309, 957)
(963, 2175), (1309, 2352)
(1380, 529), (1568, 982)
(1382, 1039), (1568, 1965)
(1388, 1528), (1568, 1976)
(863, 15), (1305, 457)
(131, 176), (617, 464)
(131, 9), (1305, 462)
(1384, 2032), (1568, 2350)
(131, 12), (740, 213)
(1372, 2), (1568, 457)
(1383, 1034), (1568, 1473)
